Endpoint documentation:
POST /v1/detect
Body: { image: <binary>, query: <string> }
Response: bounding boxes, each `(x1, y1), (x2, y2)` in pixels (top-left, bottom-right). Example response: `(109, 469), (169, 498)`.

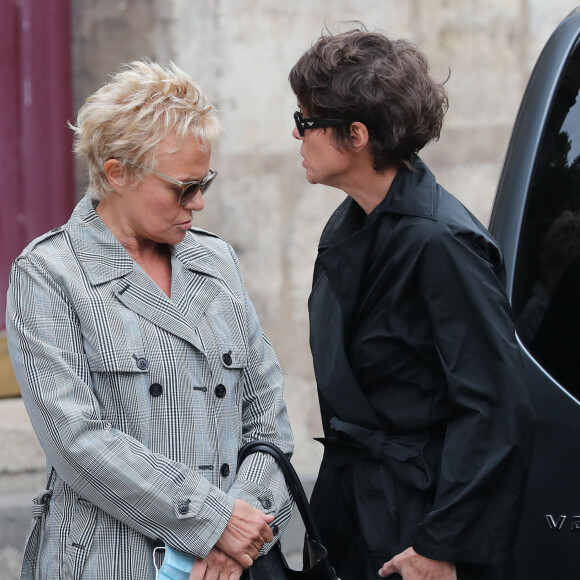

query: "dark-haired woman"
(289, 29), (533, 580)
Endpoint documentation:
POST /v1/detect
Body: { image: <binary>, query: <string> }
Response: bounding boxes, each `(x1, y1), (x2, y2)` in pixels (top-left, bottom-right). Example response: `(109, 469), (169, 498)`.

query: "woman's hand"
(378, 547), (457, 579)
(215, 498), (274, 568)
(189, 547), (243, 580)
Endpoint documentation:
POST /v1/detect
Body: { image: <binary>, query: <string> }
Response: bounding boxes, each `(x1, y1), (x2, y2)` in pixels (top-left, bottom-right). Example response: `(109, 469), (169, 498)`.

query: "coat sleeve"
(412, 225), (534, 566)
(223, 245), (294, 553)
(6, 253), (235, 559)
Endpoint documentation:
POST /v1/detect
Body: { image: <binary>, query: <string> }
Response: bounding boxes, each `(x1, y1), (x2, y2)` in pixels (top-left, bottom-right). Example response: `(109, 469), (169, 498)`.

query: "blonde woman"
(7, 60), (293, 580)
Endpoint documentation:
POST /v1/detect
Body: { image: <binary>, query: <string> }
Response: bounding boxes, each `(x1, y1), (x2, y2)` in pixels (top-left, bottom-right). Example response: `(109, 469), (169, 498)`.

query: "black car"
(489, 6), (580, 577)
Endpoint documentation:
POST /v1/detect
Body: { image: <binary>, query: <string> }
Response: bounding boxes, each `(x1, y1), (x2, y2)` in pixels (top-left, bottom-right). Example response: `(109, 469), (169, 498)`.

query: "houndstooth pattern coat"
(6, 195), (294, 579)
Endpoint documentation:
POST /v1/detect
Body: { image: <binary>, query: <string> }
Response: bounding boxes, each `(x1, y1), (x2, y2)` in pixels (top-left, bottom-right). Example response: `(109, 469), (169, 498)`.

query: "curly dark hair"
(289, 28), (449, 171)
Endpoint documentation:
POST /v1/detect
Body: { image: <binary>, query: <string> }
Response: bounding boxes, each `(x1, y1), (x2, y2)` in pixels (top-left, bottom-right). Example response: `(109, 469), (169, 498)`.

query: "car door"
(489, 7), (580, 578)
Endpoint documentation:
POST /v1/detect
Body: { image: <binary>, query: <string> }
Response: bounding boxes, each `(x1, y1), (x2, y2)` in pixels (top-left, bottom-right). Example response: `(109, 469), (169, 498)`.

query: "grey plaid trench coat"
(6, 195), (293, 579)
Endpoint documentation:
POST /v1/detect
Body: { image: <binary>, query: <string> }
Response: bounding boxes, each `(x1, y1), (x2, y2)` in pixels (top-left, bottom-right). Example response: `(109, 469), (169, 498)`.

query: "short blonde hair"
(70, 60), (223, 199)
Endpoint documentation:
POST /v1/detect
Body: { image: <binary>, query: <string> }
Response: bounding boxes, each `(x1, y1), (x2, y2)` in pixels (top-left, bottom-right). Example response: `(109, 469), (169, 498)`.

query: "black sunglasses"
(293, 111), (347, 137)
(128, 162), (218, 205)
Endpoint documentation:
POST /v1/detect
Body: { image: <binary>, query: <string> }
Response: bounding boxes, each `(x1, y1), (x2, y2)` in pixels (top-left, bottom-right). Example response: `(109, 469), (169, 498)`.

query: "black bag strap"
(32, 466), (56, 516)
(237, 441), (323, 547)
(238, 441), (339, 580)
(46, 466), (56, 490)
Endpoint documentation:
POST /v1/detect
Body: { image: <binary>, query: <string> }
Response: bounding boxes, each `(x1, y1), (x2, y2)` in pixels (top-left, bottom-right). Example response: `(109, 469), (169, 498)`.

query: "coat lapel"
(309, 157), (441, 429)
(309, 274), (384, 429)
(317, 200), (381, 327)
(111, 269), (219, 354)
(315, 157), (439, 330)
(66, 196), (224, 353)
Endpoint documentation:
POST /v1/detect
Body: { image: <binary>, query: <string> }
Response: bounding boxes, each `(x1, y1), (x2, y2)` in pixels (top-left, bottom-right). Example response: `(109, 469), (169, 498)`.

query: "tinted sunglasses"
(293, 110), (347, 137)
(128, 162), (218, 205)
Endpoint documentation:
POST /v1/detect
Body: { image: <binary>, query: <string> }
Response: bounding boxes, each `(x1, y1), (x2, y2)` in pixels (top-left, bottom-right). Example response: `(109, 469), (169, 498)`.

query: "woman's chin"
(305, 171), (318, 185)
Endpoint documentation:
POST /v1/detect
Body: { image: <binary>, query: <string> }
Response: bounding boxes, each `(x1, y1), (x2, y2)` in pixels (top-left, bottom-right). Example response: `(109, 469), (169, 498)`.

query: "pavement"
(0, 398), (311, 578)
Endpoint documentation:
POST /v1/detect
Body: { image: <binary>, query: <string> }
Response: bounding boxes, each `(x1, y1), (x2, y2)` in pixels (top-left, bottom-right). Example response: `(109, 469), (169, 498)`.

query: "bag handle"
(237, 441), (324, 547)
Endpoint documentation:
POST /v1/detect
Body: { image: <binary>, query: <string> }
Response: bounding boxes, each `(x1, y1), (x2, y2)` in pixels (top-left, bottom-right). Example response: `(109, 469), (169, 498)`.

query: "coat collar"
(66, 195), (223, 286)
(313, 157), (441, 330)
(64, 195), (227, 353)
(319, 156), (439, 249)
(378, 155), (439, 220)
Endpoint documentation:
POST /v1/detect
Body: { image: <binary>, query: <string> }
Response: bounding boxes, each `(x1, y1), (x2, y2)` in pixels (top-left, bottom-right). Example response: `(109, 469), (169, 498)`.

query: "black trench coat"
(307, 157), (534, 580)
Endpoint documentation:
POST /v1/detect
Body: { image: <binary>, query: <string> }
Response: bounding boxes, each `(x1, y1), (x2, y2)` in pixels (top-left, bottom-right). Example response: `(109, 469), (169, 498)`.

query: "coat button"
(220, 463), (230, 477)
(132, 355), (149, 370)
(214, 384), (227, 398)
(178, 501), (190, 514)
(222, 351), (232, 366)
(259, 497), (272, 509)
(149, 383), (163, 397)
(271, 524), (279, 536)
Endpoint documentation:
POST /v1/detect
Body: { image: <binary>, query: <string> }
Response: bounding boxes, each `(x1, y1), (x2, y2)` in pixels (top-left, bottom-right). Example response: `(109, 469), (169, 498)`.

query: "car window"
(513, 42), (580, 399)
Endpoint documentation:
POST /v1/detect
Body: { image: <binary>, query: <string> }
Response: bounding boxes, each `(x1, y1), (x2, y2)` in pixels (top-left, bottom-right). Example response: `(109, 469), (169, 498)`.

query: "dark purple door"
(0, 0), (74, 331)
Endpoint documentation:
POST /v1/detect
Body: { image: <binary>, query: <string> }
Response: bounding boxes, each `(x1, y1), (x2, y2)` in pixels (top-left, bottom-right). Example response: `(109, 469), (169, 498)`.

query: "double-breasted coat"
(6, 195), (293, 579)
(307, 157), (534, 579)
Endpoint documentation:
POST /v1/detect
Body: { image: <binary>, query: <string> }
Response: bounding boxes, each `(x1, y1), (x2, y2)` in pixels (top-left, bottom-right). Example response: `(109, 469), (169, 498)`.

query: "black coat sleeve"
(412, 224), (534, 565)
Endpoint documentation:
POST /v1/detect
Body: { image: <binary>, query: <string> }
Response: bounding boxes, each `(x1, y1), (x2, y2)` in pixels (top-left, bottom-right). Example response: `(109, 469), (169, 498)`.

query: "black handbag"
(238, 441), (339, 580)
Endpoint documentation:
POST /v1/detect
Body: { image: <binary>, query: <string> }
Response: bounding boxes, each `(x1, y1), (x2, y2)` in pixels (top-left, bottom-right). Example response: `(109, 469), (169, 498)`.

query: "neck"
(95, 195), (161, 262)
(341, 163), (400, 214)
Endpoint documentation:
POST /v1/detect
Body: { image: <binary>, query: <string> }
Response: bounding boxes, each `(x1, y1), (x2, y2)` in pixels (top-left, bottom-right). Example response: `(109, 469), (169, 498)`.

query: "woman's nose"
(183, 191), (204, 212)
(292, 126), (303, 141)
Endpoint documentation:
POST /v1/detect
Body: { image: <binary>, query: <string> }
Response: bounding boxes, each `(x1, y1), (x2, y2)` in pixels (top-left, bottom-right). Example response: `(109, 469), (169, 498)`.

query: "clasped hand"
(378, 547), (456, 580)
(189, 498), (274, 579)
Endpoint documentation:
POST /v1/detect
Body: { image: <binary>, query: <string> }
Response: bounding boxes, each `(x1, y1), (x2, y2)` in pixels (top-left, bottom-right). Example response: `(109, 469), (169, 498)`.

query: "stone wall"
(71, 0), (579, 476)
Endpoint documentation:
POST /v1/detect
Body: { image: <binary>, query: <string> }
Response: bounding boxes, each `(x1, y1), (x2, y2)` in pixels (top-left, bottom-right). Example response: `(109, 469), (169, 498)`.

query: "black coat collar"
(318, 156), (439, 250)
(313, 157), (440, 322)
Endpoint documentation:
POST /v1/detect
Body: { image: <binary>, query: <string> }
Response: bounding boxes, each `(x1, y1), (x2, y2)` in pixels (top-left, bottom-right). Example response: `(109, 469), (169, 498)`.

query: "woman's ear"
(103, 158), (126, 190)
(349, 122), (369, 152)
